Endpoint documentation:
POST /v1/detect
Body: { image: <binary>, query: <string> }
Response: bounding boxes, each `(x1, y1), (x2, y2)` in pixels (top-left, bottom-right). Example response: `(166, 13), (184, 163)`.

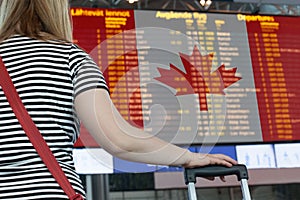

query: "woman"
(0, 0), (237, 199)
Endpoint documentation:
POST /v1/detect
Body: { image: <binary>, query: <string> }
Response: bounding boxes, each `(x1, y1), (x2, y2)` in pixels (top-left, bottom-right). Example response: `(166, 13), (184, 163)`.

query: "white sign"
(236, 144), (276, 169)
(73, 148), (114, 174)
(274, 143), (300, 168)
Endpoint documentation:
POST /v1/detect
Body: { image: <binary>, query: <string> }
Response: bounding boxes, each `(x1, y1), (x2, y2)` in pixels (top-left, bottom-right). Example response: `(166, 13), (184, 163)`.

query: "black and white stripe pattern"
(0, 35), (108, 199)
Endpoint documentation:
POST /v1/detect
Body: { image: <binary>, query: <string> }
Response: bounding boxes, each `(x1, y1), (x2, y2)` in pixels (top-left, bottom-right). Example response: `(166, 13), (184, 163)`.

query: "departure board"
(72, 8), (300, 147)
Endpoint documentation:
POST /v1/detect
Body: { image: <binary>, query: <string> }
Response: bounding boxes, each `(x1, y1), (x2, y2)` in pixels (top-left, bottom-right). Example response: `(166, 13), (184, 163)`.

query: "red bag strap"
(0, 57), (84, 200)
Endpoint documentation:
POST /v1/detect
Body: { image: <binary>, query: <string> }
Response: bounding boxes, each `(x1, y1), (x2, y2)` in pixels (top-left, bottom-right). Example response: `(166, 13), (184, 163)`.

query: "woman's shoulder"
(70, 43), (91, 59)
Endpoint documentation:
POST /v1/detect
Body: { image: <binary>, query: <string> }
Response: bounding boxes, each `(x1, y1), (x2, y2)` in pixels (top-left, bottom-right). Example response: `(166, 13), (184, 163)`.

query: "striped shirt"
(0, 35), (108, 199)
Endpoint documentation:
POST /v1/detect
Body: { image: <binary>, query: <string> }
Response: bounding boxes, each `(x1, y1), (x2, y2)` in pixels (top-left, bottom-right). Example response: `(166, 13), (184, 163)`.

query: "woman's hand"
(183, 152), (238, 168)
(183, 152), (238, 182)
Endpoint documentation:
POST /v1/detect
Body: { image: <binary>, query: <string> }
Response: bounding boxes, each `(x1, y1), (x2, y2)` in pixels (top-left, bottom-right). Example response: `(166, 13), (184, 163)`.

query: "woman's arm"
(74, 88), (237, 168)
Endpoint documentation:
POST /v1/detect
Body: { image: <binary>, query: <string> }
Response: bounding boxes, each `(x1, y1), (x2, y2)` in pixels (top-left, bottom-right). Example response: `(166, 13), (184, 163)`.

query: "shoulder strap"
(0, 57), (83, 200)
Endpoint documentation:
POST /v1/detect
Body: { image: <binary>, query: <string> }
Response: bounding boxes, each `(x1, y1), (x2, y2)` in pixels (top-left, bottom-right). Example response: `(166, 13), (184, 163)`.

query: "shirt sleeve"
(69, 44), (109, 97)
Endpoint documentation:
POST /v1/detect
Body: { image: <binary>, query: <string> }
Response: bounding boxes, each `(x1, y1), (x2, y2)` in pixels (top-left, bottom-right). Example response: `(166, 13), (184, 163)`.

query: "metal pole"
(187, 182), (197, 200)
(241, 179), (252, 200)
(92, 174), (110, 200)
(85, 175), (93, 200)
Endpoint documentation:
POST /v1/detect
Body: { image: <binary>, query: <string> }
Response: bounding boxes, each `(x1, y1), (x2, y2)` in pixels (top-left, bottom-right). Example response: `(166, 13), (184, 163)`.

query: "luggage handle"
(184, 164), (249, 184)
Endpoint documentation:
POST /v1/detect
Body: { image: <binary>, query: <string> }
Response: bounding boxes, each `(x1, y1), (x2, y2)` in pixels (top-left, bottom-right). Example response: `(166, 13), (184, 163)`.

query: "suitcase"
(184, 164), (251, 200)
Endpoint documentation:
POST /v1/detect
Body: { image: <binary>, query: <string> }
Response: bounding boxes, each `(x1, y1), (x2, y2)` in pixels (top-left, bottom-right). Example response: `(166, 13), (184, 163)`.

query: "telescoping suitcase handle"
(184, 164), (248, 184)
(184, 164), (251, 200)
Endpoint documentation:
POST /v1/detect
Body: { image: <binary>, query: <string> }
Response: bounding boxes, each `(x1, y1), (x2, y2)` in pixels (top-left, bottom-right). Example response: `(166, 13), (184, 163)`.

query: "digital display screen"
(71, 8), (300, 147)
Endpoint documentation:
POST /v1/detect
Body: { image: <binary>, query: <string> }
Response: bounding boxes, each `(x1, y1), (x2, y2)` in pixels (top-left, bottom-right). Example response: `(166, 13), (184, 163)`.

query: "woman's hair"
(0, 0), (73, 42)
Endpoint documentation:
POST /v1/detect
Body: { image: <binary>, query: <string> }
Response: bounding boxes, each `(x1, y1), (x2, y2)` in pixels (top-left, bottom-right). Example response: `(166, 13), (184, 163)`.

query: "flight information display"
(71, 8), (300, 147)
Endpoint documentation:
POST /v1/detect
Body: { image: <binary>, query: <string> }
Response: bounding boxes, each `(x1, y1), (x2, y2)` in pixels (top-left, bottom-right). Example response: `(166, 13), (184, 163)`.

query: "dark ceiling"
(70, 0), (300, 16)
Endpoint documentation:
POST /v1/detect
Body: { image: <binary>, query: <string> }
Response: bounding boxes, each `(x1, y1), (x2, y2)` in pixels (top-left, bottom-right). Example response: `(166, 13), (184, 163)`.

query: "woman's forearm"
(75, 89), (237, 168)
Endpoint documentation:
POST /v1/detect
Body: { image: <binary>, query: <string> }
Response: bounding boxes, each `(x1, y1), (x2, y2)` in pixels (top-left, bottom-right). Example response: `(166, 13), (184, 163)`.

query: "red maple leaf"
(154, 45), (241, 111)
